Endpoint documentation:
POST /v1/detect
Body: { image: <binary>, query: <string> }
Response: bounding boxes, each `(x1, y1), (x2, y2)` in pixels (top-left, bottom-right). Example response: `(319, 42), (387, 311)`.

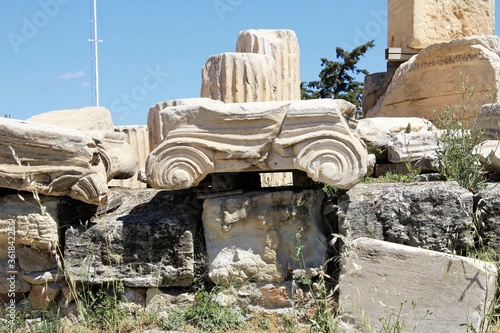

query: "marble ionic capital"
(146, 99), (368, 190)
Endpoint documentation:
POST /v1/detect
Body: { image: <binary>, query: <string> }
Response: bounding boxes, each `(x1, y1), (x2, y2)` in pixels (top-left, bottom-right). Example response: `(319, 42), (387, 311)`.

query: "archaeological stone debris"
(1, 5), (500, 331)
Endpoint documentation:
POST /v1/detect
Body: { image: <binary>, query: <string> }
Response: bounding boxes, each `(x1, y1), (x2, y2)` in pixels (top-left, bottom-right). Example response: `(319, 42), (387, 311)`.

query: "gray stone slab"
(338, 181), (473, 252)
(64, 189), (201, 287)
(338, 237), (497, 333)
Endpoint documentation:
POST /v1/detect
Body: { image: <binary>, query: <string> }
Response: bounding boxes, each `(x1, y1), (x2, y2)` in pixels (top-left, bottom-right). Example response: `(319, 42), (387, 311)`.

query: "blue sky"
(0, 1), (496, 126)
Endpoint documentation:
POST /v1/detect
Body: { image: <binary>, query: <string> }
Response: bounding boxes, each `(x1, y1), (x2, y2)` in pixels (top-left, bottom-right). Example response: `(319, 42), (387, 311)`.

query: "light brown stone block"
(388, 0), (495, 50)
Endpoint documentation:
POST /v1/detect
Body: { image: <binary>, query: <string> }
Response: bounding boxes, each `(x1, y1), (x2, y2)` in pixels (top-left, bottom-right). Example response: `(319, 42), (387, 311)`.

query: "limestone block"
(201, 52), (277, 103)
(473, 104), (500, 141)
(202, 190), (327, 286)
(362, 72), (391, 115)
(367, 36), (500, 123)
(109, 126), (149, 189)
(0, 194), (60, 251)
(17, 245), (57, 272)
(212, 282), (294, 310)
(338, 238), (497, 333)
(355, 117), (436, 158)
(145, 288), (194, 313)
(413, 152), (441, 173)
(89, 131), (138, 181)
(388, 0), (495, 50)
(338, 182), (473, 252)
(146, 99), (368, 190)
(29, 283), (61, 311)
(0, 193), (96, 294)
(27, 107), (139, 184)
(122, 287), (146, 308)
(477, 186), (500, 260)
(64, 189), (201, 287)
(387, 131), (439, 163)
(26, 106), (114, 131)
(147, 98), (224, 152)
(0, 118), (107, 205)
(236, 29), (300, 100)
(476, 140), (500, 173)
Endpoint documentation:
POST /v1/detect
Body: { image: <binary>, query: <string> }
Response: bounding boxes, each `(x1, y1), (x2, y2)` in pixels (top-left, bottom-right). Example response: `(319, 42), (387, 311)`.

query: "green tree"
(301, 40), (375, 110)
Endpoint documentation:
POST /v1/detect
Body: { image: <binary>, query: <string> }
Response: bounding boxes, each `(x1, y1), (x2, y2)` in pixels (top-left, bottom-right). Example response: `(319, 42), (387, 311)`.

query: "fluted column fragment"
(201, 52), (277, 103)
(236, 29), (300, 101)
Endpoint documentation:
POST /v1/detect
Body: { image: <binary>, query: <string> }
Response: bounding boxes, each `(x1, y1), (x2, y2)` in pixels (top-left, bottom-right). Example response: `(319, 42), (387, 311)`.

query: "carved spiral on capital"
(147, 145), (214, 190)
(294, 139), (367, 189)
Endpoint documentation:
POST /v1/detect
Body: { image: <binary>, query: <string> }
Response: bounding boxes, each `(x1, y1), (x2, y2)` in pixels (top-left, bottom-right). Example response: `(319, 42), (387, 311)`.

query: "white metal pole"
(90, 0), (102, 106)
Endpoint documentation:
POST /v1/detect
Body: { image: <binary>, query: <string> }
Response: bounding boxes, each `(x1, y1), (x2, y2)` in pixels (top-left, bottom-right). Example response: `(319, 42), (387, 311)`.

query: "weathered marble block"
(473, 103), (500, 141)
(355, 117), (436, 159)
(27, 107), (139, 184)
(202, 190), (326, 286)
(476, 140), (500, 174)
(91, 131), (138, 181)
(338, 238), (497, 333)
(0, 193), (95, 298)
(236, 29), (300, 101)
(386, 131), (439, 163)
(338, 182), (473, 252)
(26, 106), (114, 131)
(201, 52), (277, 103)
(367, 36), (500, 123)
(362, 72), (392, 114)
(477, 185), (500, 261)
(146, 99), (368, 190)
(109, 125), (149, 189)
(0, 194), (59, 253)
(64, 189), (201, 287)
(147, 98), (224, 152)
(388, 0), (495, 50)
(0, 118), (108, 205)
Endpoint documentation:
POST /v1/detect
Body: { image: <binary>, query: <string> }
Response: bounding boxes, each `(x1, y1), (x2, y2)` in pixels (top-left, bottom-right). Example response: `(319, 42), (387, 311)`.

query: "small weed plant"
(291, 230), (339, 333)
(182, 290), (248, 332)
(434, 77), (488, 192)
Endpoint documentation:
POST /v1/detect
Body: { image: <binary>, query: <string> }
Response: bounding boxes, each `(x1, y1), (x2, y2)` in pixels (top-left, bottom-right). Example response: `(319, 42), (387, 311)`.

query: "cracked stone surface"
(338, 181), (473, 252)
(202, 189), (327, 286)
(0, 118), (108, 205)
(64, 189), (202, 287)
(338, 238), (497, 333)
